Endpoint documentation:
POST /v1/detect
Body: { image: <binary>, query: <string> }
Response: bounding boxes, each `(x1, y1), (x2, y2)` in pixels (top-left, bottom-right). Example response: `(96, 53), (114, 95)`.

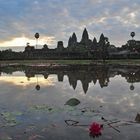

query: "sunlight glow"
(0, 76), (55, 87)
(0, 36), (56, 47)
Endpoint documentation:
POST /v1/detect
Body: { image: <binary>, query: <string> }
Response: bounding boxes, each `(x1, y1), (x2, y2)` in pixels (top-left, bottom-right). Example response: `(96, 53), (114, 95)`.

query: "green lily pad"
(29, 105), (49, 111)
(29, 104), (64, 113)
(1, 111), (22, 127)
(65, 98), (80, 106)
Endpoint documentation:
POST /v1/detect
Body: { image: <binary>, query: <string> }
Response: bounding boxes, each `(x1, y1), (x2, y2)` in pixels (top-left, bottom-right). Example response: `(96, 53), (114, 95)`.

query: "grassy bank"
(0, 59), (140, 66)
(0, 60), (92, 65)
(105, 59), (140, 66)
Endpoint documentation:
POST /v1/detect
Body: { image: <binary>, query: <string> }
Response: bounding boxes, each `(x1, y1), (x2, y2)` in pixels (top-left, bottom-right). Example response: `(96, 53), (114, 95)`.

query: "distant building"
(127, 40), (140, 47)
(25, 45), (35, 51)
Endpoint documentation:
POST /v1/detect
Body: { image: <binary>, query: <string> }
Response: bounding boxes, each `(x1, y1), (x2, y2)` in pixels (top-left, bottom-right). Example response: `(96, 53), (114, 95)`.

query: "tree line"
(0, 29), (140, 60)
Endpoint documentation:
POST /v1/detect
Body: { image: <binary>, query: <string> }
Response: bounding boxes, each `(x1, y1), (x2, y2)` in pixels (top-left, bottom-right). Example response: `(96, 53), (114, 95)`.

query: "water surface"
(0, 65), (140, 139)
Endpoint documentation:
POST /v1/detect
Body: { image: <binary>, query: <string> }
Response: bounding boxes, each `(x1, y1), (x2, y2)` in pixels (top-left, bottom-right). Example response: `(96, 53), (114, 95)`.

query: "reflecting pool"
(0, 64), (140, 140)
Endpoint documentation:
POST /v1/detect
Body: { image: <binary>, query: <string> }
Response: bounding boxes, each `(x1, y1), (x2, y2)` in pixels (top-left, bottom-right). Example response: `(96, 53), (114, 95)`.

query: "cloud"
(0, 0), (140, 49)
(0, 36), (55, 47)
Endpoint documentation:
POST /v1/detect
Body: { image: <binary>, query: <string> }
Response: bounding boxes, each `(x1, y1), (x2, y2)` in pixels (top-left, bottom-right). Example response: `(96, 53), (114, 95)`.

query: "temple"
(0, 29), (140, 60)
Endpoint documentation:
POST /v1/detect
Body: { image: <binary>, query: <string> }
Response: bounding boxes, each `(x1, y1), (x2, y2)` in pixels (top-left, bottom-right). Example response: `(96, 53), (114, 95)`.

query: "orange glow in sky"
(0, 36), (55, 47)
(0, 75), (55, 87)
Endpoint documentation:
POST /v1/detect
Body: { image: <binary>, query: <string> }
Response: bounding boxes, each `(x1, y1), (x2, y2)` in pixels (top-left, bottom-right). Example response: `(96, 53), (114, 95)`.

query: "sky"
(0, 0), (140, 51)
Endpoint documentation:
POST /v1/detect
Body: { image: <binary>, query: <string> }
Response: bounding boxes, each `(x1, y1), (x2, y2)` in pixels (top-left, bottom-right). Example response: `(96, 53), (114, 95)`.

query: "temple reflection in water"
(0, 64), (140, 93)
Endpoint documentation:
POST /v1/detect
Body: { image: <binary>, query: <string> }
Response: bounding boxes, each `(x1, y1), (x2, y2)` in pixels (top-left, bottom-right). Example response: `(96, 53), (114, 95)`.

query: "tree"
(35, 33), (39, 39)
(102, 37), (110, 61)
(43, 44), (48, 50)
(26, 42), (30, 47)
(34, 32), (39, 49)
(130, 32), (135, 39)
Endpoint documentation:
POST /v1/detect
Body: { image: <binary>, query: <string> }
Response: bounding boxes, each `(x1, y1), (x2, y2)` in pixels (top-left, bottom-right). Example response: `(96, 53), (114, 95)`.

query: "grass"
(105, 59), (140, 65)
(0, 59), (140, 66)
(0, 60), (92, 65)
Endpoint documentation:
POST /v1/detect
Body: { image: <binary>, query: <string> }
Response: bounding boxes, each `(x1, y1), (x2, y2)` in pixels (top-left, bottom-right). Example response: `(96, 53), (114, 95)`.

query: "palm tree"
(130, 32), (135, 40)
(34, 33), (40, 49)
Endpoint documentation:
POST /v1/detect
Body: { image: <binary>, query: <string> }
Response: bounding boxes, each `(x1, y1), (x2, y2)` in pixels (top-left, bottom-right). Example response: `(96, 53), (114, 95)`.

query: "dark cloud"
(0, 0), (140, 48)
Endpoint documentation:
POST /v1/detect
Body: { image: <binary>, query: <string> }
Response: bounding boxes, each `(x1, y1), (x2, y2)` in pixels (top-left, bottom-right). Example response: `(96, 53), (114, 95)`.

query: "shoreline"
(0, 59), (140, 67)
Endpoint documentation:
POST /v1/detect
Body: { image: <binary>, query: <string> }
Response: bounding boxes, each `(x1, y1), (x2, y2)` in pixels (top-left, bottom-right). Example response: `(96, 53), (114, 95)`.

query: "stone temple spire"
(80, 28), (89, 44)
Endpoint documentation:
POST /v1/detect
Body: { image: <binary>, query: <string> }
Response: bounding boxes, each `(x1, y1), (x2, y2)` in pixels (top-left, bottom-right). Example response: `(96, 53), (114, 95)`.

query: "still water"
(0, 65), (140, 140)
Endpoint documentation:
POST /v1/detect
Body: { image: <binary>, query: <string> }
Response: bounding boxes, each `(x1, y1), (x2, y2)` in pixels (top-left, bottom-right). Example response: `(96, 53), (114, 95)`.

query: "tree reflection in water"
(35, 75), (40, 91)
(1, 64), (140, 93)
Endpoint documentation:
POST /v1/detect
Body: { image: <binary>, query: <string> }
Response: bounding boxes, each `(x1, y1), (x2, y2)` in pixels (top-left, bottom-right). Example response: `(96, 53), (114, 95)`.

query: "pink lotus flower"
(89, 122), (103, 137)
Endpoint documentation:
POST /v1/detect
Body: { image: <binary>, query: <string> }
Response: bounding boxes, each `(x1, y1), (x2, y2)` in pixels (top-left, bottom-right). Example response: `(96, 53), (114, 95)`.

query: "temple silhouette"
(0, 64), (140, 93)
(0, 29), (140, 60)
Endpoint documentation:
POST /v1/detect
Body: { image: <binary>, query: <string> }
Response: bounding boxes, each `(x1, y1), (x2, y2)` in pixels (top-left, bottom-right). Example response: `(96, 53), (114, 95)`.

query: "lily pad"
(65, 98), (80, 106)
(1, 111), (22, 127)
(30, 105), (49, 110)
(29, 104), (64, 113)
